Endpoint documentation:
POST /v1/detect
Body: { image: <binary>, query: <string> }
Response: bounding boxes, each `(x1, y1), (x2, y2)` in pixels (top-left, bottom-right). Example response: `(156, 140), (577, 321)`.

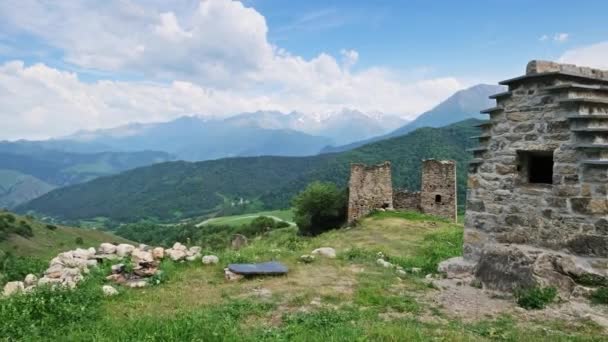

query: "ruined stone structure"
(347, 159), (457, 223)
(393, 189), (420, 212)
(440, 61), (608, 295)
(420, 160), (458, 222)
(347, 162), (393, 223)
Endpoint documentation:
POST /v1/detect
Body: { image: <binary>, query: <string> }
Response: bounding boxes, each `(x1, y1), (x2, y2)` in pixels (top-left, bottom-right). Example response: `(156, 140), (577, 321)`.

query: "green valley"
(18, 119), (481, 225)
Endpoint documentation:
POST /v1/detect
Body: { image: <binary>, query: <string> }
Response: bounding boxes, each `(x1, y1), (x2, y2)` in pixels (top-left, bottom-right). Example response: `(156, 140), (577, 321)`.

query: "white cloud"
(559, 41), (608, 70)
(538, 32), (569, 43)
(0, 0), (465, 140)
(340, 49), (359, 69)
(554, 33), (569, 42)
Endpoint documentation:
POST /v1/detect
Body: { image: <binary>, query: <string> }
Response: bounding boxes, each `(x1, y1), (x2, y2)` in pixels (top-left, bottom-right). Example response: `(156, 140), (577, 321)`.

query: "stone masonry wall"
(393, 189), (421, 212)
(464, 60), (608, 261)
(347, 162), (393, 223)
(420, 159), (457, 222)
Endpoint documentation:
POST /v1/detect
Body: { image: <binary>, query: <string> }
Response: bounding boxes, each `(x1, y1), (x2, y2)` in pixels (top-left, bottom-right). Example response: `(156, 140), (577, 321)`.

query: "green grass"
(0, 211), (132, 259)
(199, 209), (294, 227)
(0, 212), (605, 341)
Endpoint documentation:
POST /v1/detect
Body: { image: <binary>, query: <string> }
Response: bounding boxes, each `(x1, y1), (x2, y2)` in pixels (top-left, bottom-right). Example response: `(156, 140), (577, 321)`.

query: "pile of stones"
(2, 242), (220, 297)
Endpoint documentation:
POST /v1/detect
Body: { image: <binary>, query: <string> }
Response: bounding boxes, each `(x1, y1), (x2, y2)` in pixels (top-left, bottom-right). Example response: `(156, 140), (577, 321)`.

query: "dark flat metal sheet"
(228, 261), (288, 275)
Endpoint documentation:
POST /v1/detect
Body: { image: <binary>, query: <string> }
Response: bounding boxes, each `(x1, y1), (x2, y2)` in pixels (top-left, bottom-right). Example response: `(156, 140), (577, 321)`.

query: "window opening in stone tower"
(519, 150), (554, 184)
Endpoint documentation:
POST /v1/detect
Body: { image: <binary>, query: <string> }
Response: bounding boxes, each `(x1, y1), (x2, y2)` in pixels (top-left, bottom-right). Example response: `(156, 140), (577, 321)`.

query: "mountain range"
(17, 119), (481, 225)
(2, 83), (500, 210)
(321, 84), (504, 153)
(57, 108), (407, 161)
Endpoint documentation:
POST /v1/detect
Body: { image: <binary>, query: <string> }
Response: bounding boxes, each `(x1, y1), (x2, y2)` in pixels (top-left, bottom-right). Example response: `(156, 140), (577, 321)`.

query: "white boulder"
(152, 247), (165, 260)
(73, 248), (95, 260)
(224, 268), (244, 281)
(116, 244), (135, 258)
(99, 243), (117, 254)
(3, 281), (24, 296)
(24, 274), (38, 287)
(45, 264), (64, 279)
(189, 246), (202, 255)
(102, 285), (119, 296)
(311, 247), (337, 259)
(166, 249), (187, 261)
(202, 255), (219, 265)
(172, 242), (188, 251)
(131, 248), (154, 265)
(376, 259), (393, 268)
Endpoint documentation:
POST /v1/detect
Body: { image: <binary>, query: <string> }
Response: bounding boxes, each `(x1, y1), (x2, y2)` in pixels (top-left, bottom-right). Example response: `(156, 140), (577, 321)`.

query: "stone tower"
(443, 60), (608, 294)
(420, 159), (457, 222)
(347, 162), (393, 223)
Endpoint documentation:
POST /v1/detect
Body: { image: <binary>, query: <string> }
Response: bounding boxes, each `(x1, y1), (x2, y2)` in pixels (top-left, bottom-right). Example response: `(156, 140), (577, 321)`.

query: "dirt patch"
(427, 278), (608, 331)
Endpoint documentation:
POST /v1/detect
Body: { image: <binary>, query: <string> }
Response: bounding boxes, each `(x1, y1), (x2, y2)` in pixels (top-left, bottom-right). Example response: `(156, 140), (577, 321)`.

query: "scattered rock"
(116, 244), (135, 258)
(438, 256), (476, 279)
(3, 281), (24, 296)
(224, 268), (244, 281)
(166, 249), (187, 261)
(138, 244), (151, 251)
(99, 243), (117, 255)
(311, 247), (336, 258)
(300, 254), (315, 263)
(231, 234), (248, 250)
(38, 277), (61, 286)
(172, 242), (188, 251)
(411, 267), (422, 274)
(111, 263), (125, 274)
(376, 259), (393, 268)
(102, 285), (119, 296)
(152, 247), (165, 260)
(396, 270), (407, 277)
(24, 274), (38, 287)
(73, 248), (96, 260)
(131, 249), (154, 265)
(475, 245), (536, 292)
(202, 255), (219, 265)
(126, 280), (148, 288)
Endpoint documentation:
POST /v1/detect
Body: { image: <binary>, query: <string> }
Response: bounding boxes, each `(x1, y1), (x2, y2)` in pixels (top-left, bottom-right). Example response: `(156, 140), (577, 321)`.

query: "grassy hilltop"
(0, 210), (131, 259)
(1, 211), (604, 340)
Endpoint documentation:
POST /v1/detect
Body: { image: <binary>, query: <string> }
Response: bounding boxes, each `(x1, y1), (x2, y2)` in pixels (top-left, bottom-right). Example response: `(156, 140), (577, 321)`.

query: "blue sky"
(0, 0), (607, 139)
(252, 0), (608, 81)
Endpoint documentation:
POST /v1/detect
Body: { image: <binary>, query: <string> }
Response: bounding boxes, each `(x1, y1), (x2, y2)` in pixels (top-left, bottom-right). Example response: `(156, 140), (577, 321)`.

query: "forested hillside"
(18, 120), (481, 224)
(0, 141), (173, 208)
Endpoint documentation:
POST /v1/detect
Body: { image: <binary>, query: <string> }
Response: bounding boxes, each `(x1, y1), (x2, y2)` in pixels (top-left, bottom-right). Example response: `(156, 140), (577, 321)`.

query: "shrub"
(0, 254), (46, 285)
(75, 237), (84, 245)
(14, 221), (33, 238)
(591, 287), (608, 305)
(292, 182), (347, 236)
(45, 224), (58, 231)
(516, 287), (557, 310)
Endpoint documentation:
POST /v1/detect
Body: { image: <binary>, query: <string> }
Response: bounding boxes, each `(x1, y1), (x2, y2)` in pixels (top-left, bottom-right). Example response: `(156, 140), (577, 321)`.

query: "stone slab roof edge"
(499, 60), (608, 85)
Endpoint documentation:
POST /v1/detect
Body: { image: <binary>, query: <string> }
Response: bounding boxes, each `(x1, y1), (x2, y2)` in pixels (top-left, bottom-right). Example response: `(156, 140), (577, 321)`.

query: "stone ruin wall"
(347, 162), (393, 223)
(446, 60), (608, 294)
(393, 189), (421, 212)
(420, 160), (457, 222)
(348, 160), (457, 223)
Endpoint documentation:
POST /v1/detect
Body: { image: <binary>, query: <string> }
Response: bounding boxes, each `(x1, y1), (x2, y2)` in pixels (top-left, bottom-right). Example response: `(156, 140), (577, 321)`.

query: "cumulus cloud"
(0, 0), (465, 139)
(559, 41), (608, 70)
